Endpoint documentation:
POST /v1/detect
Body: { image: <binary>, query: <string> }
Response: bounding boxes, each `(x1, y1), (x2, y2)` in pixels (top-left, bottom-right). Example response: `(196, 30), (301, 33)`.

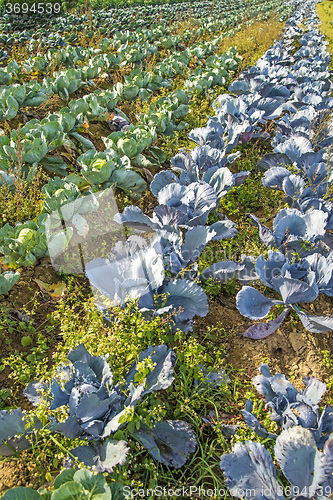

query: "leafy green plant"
(47, 69), (83, 100)
(0, 388), (11, 410)
(0, 215), (48, 267)
(2, 468), (126, 500)
(76, 149), (147, 199)
(103, 123), (166, 169)
(0, 161), (45, 228)
(0, 269), (20, 293)
(0, 120), (67, 178)
(0, 60), (20, 85)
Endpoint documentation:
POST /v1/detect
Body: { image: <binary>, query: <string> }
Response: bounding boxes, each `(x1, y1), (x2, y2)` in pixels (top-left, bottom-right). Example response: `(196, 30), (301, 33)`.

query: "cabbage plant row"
(0, 44), (241, 273)
(0, 44), (240, 176)
(0, 0), (291, 49)
(217, 1), (333, 498)
(0, 0), (292, 478)
(83, 0), (333, 337)
(0, 19), (240, 82)
(0, 29), (239, 120)
(230, 0), (333, 337)
(220, 363), (333, 500)
(0, 343), (199, 471)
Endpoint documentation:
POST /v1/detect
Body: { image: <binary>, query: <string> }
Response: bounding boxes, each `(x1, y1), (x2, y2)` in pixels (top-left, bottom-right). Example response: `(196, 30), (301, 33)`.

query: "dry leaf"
(34, 279), (67, 298)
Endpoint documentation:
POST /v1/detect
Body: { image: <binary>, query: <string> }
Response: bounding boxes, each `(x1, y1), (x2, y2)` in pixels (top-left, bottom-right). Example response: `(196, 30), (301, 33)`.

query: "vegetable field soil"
(0, 0), (333, 498)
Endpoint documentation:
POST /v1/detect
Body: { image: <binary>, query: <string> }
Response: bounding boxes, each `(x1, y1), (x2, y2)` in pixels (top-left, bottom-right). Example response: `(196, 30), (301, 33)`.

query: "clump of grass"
(0, 171), (45, 228)
(6, 43), (29, 66)
(310, 108), (333, 149)
(219, 14), (283, 71)
(317, 1), (333, 69)
(0, 129), (45, 228)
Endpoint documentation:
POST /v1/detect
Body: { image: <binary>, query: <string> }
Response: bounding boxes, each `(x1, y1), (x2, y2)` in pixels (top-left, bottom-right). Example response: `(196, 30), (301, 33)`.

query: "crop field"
(0, 0), (333, 497)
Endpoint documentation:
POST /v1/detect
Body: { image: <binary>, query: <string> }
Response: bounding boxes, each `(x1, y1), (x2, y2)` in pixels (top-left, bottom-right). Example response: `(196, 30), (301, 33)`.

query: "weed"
(1, 321), (52, 386)
(322, 350), (333, 395)
(0, 387), (11, 410)
(0, 129), (46, 228)
(219, 14), (283, 71)
(317, 1), (333, 70)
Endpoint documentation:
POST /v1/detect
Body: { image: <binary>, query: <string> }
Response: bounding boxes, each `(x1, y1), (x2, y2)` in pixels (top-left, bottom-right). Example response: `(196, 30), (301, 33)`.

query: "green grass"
(317, 1), (333, 69)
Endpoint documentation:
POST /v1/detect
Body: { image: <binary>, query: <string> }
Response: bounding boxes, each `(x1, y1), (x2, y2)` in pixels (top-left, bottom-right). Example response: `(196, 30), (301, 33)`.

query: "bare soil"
(0, 260), (63, 408)
(0, 455), (41, 493)
(196, 294), (333, 383)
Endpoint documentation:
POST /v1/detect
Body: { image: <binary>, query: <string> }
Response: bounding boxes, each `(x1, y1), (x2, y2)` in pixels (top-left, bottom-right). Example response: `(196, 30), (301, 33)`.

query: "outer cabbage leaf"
(274, 426), (324, 496)
(132, 420), (197, 468)
(220, 440), (282, 500)
(66, 439), (129, 473)
(243, 308), (290, 339)
(162, 279), (208, 322)
(125, 345), (176, 396)
(236, 286), (280, 320)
